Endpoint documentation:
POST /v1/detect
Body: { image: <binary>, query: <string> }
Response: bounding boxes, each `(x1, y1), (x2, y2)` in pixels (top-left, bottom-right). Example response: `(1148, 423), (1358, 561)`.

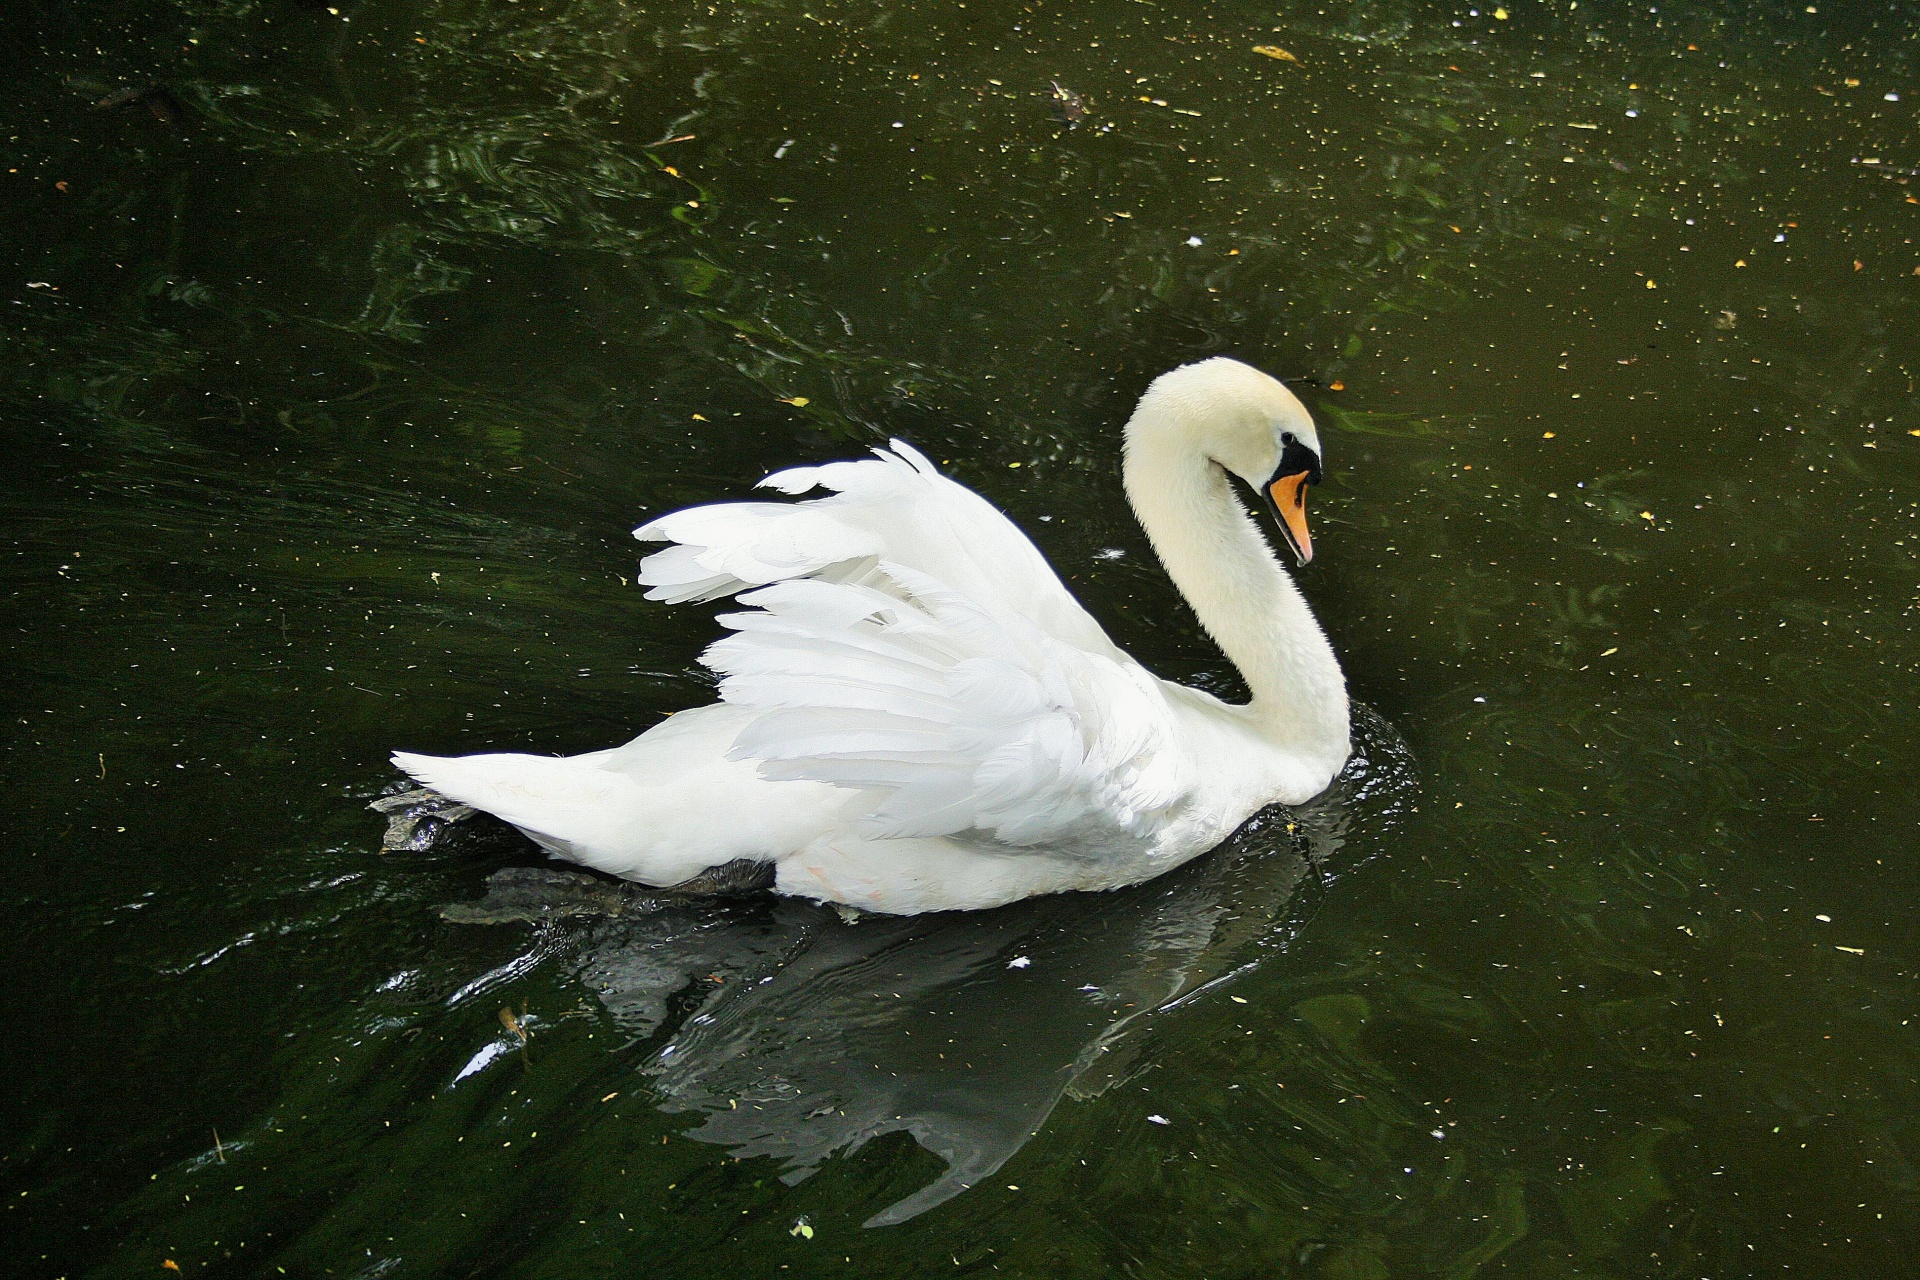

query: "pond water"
(7, 0), (1918, 1275)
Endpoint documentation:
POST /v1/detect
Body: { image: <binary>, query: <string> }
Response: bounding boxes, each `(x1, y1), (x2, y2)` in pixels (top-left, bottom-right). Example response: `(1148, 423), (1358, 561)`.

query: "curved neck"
(1122, 418), (1348, 751)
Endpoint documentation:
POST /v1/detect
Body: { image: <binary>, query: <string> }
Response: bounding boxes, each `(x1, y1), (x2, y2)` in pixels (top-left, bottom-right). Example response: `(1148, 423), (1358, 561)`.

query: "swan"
(393, 357), (1349, 914)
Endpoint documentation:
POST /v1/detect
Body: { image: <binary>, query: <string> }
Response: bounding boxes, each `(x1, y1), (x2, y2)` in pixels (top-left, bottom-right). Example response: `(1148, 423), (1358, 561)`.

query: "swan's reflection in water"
(576, 707), (1414, 1225)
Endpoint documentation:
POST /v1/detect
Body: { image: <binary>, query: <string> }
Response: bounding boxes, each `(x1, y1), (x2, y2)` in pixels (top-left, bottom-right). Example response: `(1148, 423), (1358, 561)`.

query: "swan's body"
(395, 358), (1349, 914)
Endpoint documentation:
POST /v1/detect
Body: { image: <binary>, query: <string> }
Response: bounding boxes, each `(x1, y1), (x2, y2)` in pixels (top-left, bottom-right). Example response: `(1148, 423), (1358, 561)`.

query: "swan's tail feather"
(390, 750), (624, 860)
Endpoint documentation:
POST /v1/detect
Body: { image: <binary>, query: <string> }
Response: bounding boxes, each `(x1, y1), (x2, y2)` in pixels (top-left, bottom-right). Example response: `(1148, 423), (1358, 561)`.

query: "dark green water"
(8, 0), (1919, 1275)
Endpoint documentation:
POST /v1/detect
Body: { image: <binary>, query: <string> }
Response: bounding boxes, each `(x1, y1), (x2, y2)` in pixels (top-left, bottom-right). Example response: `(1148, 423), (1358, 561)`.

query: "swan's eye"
(1280, 431), (1296, 446)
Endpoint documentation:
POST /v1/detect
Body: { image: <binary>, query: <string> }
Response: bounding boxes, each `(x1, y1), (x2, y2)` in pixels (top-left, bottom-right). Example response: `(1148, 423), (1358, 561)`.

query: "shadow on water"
(589, 706), (1415, 1227)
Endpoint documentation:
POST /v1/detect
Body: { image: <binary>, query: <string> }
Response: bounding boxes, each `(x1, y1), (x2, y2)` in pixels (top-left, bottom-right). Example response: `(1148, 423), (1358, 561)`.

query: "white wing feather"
(636, 441), (1121, 657)
(703, 566), (1190, 850)
(637, 441), (1191, 852)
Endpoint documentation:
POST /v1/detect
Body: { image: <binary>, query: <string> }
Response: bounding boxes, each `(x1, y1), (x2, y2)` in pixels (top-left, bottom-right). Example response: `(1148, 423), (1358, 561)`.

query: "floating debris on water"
(369, 786), (479, 852)
(500, 1005), (533, 1069)
(74, 78), (186, 126)
(1856, 157), (1920, 182)
(1047, 79), (1087, 127)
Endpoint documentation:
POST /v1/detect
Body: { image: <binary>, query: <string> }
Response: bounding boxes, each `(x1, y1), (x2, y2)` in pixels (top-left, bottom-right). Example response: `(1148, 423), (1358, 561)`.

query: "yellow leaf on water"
(778, 396), (810, 407)
(1252, 45), (1299, 62)
(1493, 6), (1509, 18)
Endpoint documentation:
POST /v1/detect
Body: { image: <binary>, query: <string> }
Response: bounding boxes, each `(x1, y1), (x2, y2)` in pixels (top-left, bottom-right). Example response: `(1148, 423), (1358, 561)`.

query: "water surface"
(7, 1), (1918, 1276)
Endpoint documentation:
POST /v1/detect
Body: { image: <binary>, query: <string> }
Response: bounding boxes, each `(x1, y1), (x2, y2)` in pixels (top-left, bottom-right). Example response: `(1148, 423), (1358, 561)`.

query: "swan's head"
(1131, 357), (1325, 564)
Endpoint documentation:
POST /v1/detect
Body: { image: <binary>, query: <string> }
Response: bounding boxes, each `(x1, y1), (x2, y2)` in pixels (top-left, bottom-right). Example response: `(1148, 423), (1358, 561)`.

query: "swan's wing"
(636, 440), (1121, 658)
(700, 564), (1193, 850)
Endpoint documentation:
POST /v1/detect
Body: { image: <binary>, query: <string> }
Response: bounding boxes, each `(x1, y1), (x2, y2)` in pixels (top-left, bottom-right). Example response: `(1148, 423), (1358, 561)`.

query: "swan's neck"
(1123, 427), (1348, 752)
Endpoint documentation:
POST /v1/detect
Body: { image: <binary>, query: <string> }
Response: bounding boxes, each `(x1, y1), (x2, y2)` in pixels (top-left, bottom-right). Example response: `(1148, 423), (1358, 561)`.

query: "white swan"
(394, 357), (1349, 914)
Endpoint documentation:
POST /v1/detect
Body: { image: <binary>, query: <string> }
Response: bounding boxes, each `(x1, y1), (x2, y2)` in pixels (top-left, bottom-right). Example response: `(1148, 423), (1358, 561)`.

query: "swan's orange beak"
(1265, 471), (1313, 565)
